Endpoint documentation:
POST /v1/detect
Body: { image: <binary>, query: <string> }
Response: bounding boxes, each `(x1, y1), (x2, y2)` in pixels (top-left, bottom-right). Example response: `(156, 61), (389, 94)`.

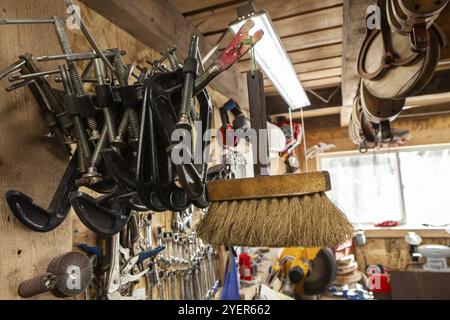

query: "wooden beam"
(238, 57), (342, 74)
(237, 43), (343, 73)
(339, 66), (450, 125)
(80, 0), (248, 108)
(265, 76), (342, 95)
(341, 0), (372, 127)
(208, 26), (343, 52)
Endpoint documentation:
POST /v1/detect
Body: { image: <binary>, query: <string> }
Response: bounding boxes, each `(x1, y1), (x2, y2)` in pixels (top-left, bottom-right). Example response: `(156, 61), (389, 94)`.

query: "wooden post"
(247, 70), (270, 177)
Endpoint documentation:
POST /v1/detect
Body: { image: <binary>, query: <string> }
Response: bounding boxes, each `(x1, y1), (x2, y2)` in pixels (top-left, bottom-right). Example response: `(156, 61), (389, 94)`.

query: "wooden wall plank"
(269, 6), (343, 38)
(286, 44), (343, 64)
(299, 67), (342, 81)
(0, 0), (72, 300)
(207, 25), (342, 52)
(341, 2), (450, 127)
(294, 57), (343, 74)
(263, 67), (342, 87)
(170, 0), (242, 15)
(302, 113), (450, 171)
(266, 86), (342, 115)
(355, 237), (450, 272)
(187, 0), (343, 35)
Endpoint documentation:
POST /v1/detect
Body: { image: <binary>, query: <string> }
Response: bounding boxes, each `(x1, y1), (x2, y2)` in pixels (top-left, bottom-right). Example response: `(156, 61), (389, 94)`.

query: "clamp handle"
(137, 246), (166, 264)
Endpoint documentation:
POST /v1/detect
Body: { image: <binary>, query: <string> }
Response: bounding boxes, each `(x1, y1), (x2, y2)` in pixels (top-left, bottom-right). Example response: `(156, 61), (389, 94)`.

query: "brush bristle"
(197, 193), (354, 248)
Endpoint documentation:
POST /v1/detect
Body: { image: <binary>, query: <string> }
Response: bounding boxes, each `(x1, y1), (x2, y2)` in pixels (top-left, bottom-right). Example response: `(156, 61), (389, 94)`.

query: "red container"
(238, 253), (252, 281)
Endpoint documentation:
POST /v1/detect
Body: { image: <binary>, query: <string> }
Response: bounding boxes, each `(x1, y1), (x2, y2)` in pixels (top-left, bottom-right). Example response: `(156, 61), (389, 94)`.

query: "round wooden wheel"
(360, 81), (404, 123)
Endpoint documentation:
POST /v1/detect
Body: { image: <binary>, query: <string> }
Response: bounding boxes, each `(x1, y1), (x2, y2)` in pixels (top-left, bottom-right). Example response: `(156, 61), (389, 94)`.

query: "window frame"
(316, 143), (450, 228)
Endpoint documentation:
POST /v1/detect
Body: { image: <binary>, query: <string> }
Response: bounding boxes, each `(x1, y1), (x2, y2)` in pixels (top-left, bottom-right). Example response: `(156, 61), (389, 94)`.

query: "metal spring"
(117, 109), (130, 139)
(68, 64), (85, 96)
(33, 82), (64, 115)
(53, 17), (72, 56)
(113, 52), (140, 139)
(103, 108), (116, 141)
(86, 117), (99, 134)
(93, 58), (105, 85)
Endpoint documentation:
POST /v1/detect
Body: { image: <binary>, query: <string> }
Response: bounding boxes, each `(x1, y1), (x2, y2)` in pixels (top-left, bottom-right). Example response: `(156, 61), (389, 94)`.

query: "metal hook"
(6, 155), (78, 232)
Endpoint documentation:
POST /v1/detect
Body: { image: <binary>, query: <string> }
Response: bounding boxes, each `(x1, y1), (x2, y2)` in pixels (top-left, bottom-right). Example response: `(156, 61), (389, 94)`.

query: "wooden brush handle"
(206, 172), (331, 201)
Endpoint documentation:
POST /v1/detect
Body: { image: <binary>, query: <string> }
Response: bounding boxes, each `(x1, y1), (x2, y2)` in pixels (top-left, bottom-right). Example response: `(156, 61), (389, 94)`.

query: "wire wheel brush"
(18, 251), (93, 298)
(197, 172), (354, 248)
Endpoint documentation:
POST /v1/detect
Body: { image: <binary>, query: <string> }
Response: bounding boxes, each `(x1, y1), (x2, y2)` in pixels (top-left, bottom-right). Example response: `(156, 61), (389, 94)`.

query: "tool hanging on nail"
(197, 21), (353, 249)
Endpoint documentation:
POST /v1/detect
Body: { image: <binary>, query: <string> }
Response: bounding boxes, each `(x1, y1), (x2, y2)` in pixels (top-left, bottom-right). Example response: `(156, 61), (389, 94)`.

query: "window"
(317, 144), (450, 227)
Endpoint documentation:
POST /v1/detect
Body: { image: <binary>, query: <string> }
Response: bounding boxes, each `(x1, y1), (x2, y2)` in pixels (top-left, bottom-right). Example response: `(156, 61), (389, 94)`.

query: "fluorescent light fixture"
(229, 11), (310, 110)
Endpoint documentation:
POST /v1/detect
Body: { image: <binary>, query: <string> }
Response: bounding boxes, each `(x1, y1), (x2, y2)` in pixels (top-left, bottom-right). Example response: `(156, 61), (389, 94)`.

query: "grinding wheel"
(360, 81), (404, 123)
(303, 248), (337, 296)
(399, 0), (449, 18)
